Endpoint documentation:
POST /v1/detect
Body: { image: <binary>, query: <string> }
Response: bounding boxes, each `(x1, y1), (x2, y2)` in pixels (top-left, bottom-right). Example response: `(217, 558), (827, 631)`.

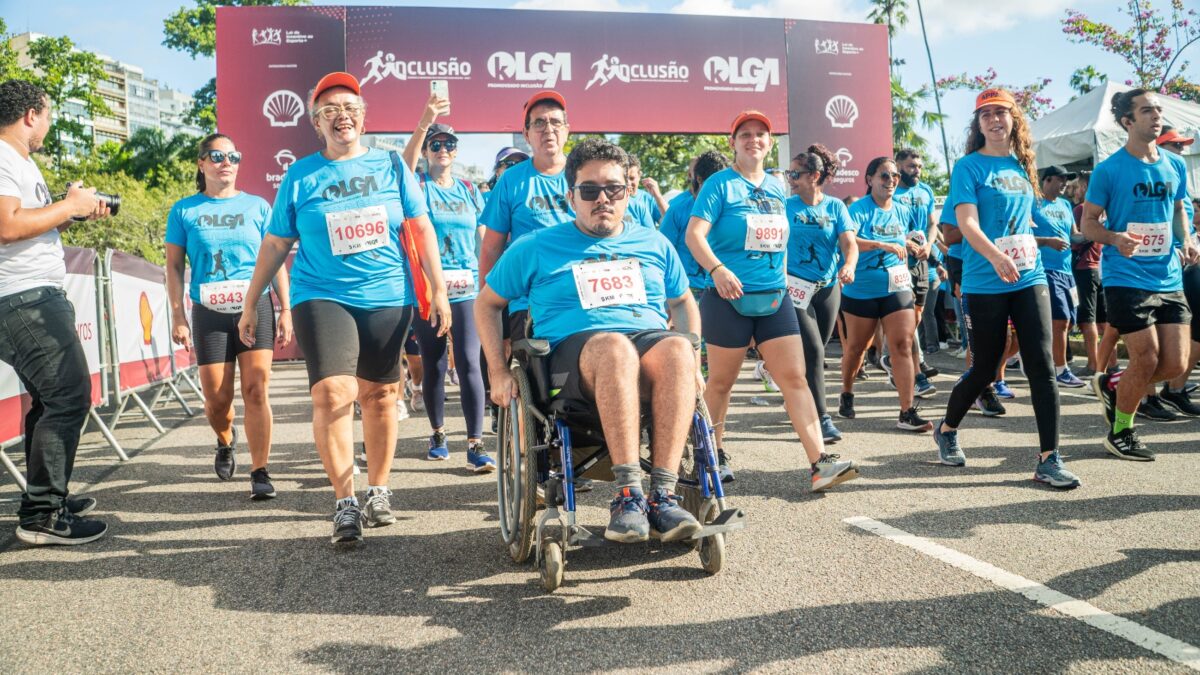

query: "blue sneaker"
(1034, 451), (1081, 489)
(605, 487), (649, 543)
(1055, 369), (1086, 388)
(914, 373), (937, 399)
(993, 380), (1016, 399)
(933, 419), (966, 466)
(647, 488), (701, 542)
(466, 441), (496, 473)
(819, 414), (843, 443)
(426, 431), (449, 461)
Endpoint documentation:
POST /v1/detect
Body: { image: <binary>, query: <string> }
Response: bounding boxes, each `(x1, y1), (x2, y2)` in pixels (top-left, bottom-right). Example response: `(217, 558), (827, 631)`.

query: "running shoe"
(855, 366), (869, 381)
(952, 346), (968, 359)
(993, 380), (1016, 399)
(753, 360), (780, 392)
(880, 354), (894, 378)
(1092, 372), (1117, 427)
(1033, 451), (1081, 489)
(467, 441), (496, 473)
(647, 488), (702, 542)
(363, 487), (396, 527)
(1159, 385), (1200, 417)
(1137, 395), (1179, 422)
(933, 419), (966, 467)
(574, 478), (595, 493)
(866, 346), (881, 370)
(914, 373), (937, 399)
(1104, 427), (1155, 462)
(837, 392), (855, 420)
(411, 387), (425, 412)
(1055, 369), (1086, 388)
(249, 467), (276, 500)
(396, 397), (410, 421)
(605, 487), (650, 543)
(975, 386), (1007, 417)
(1074, 366), (1097, 379)
(811, 452), (860, 491)
(214, 427), (237, 481)
(15, 507), (107, 546)
(426, 430), (449, 460)
(448, 369), (459, 387)
(897, 406), (933, 432)
(332, 503), (364, 544)
(819, 414), (843, 443)
(716, 449), (735, 483)
(65, 495), (96, 517)
(921, 363), (940, 379)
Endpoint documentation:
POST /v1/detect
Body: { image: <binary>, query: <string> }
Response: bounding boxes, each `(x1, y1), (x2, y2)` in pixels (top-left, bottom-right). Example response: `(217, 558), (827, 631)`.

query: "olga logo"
(262, 90), (303, 128)
(322, 175), (380, 201)
(825, 95), (859, 128)
(487, 51), (571, 88)
(702, 57), (780, 93)
(251, 28), (281, 46)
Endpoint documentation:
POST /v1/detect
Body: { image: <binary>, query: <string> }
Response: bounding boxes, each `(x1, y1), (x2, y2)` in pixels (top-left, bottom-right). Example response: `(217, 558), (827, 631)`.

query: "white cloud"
(911, 0), (1076, 40)
(670, 0), (863, 22)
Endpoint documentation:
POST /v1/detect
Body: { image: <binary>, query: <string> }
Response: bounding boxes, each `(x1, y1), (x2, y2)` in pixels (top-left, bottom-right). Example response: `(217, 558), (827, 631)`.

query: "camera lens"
(96, 192), (121, 216)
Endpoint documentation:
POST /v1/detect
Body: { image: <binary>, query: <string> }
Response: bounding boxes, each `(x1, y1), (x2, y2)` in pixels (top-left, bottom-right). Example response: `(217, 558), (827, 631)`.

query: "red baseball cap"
(523, 90), (567, 125)
(731, 110), (772, 135)
(310, 72), (361, 107)
(1157, 128), (1195, 147)
(974, 88), (1017, 112)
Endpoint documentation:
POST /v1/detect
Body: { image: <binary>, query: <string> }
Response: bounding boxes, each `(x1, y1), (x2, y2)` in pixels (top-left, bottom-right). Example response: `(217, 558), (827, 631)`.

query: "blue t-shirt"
(165, 192), (271, 304)
(928, 243), (943, 286)
(485, 222), (688, 349)
(419, 173), (484, 303)
(947, 152), (1046, 294)
(1032, 196), (1074, 275)
(895, 181), (935, 269)
(658, 191), (707, 289)
(267, 148), (427, 309)
(940, 199), (962, 260)
(479, 158), (573, 241)
(624, 189), (658, 229)
(1086, 148), (1188, 292)
(786, 194), (854, 284)
(690, 168), (788, 293)
(844, 197), (914, 299)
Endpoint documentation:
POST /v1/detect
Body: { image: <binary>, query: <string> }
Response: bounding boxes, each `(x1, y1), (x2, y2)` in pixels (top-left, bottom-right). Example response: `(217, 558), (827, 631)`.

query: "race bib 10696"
(572, 258), (647, 310)
(745, 213), (788, 252)
(325, 205), (389, 256)
(995, 233), (1038, 272)
(200, 280), (250, 314)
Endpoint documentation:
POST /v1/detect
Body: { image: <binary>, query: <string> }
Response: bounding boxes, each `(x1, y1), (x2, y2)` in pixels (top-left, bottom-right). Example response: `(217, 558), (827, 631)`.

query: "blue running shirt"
(786, 194), (854, 284)
(479, 158), (573, 241)
(166, 191), (271, 305)
(690, 168), (788, 293)
(420, 173), (485, 303)
(1032, 196), (1075, 275)
(844, 197), (917, 300)
(658, 191), (707, 289)
(624, 189), (658, 229)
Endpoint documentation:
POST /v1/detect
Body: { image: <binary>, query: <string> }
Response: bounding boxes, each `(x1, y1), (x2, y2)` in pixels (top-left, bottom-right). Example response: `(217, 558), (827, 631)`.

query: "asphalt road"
(1, 348), (1198, 673)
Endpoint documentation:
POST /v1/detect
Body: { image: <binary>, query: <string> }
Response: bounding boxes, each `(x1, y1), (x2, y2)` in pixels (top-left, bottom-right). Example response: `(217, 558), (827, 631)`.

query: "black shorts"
(549, 329), (682, 402)
(508, 308), (529, 343)
(841, 291), (915, 320)
(1073, 267), (1106, 325)
(1184, 265), (1200, 335)
(910, 261), (930, 307)
(292, 299), (415, 389)
(1103, 286), (1191, 335)
(946, 256), (963, 288)
(191, 297), (274, 367)
(699, 288), (800, 349)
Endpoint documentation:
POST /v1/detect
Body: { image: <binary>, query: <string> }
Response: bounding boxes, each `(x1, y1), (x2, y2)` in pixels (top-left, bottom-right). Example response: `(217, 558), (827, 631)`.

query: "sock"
(612, 463), (643, 490)
(649, 467), (678, 494)
(367, 485), (388, 496)
(336, 495), (358, 510)
(1113, 409), (1134, 434)
(1167, 384), (1185, 394)
(1107, 370), (1123, 391)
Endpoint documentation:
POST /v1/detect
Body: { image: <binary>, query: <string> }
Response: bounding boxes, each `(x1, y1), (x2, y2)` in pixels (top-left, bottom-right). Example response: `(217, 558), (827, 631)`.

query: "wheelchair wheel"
(697, 501), (726, 575)
(679, 396), (713, 551)
(496, 365), (538, 564)
(540, 540), (564, 592)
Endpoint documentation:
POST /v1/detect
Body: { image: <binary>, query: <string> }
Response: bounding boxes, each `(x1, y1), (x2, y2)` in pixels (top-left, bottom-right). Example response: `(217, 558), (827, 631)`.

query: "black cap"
(1039, 165), (1077, 181)
(424, 123), (458, 147)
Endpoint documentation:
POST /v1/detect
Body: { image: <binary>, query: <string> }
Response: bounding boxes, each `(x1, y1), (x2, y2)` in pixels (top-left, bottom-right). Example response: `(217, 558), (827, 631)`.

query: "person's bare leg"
(1098, 325), (1121, 373)
(702, 345), (746, 449)
(579, 333), (642, 465)
(1113, 326), (1188, 418)
(1052, 319), (1070, 369)
(311, 375), (358, 498)
(758, 335), (825, 463)
(882, 309), (916, 410)
(1080, 322), (1101, 371)
(1168, 340), (1200, 390)
(198, 361), (237, 445)
(639, 336), (696, 471)
(359, 379), (400, 487)
(840, 314), (877, 394)
(236, 350), (274, 470)
(997, 330), (1019, 382)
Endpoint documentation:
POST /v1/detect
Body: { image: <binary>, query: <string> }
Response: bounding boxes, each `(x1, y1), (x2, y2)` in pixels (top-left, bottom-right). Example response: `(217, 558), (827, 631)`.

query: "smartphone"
(430, 79), (449, 115)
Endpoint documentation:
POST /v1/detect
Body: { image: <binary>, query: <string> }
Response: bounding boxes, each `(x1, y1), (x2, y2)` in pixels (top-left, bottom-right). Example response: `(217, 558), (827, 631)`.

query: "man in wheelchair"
(476, 138), (705, 544)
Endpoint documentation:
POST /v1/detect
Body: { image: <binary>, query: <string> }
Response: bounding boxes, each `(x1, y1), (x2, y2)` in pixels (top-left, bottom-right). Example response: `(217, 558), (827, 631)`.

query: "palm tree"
(868, 0), (910, 75)
(119, 127), (196, 187)
(913, 0), (952, 173)
(891, 78), (944, 151)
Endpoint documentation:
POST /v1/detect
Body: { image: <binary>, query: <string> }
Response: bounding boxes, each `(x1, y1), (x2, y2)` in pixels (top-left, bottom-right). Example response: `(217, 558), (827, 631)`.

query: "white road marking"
(845, 516), (1200, 671)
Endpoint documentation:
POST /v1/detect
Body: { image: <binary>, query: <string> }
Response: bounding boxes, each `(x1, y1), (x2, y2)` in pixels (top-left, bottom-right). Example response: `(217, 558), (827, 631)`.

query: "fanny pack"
(729, 289), (786, 317)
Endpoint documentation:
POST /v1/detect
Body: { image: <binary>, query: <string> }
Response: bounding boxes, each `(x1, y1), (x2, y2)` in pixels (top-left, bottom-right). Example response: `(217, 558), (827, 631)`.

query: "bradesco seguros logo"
(702, 57), (779, 93)
(486, 51), (571, 89)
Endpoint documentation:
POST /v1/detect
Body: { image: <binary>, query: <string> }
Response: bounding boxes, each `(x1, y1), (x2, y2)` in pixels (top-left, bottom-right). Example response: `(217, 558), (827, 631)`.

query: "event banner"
(108, 251), (173, 392)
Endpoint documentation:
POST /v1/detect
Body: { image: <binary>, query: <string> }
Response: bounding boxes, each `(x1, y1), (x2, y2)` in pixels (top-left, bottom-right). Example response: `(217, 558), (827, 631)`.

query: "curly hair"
(0, 80), (48, 128)
(565, 137), (629, 187)
(965, 98), (1041, 200)
(693, 150), (730, 189)
(793, 143), (838, 186)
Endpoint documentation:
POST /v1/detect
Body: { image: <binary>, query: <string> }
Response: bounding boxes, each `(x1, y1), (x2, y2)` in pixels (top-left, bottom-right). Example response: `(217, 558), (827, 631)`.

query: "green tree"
(13, 35), (110, 164)
(868, 0), (910, 73)
(113, 126), (198, 187)
(162, 0), (310, 132)
(891, 78), (944, 153)
(0, 19), (24, 81)
(563, 134), (744, 192)
(1069, 66), (1108, 99)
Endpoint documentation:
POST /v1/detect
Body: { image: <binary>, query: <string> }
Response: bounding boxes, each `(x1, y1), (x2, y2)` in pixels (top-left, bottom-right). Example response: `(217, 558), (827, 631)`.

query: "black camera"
(55, 186), (121, 219)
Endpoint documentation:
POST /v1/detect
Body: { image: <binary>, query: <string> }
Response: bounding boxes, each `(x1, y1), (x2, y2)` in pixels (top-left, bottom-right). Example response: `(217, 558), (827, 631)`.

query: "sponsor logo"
(526, 193), (570, 215)
(322, 175), (379, 201)
(487, 51), (572, 89)
(361, 52), (472, 86)
(1132, 181), (1171, 199)
(702, 57), (780, 93)
(198, 214), (245, 229)
(266, 149), (295, 190)
(252, 28), (281, 46)
(138, 291), (153, 345)
(831, 147), (860, 186)
(262, 90), (303, 128)
(584, 54), (689, 90)
(814, 37), (863, 56)
(825, 95), (859, 128)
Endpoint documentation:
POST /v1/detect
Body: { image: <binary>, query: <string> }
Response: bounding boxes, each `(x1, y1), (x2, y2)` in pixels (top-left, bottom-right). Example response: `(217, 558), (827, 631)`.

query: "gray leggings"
(795, 282), (841, 417)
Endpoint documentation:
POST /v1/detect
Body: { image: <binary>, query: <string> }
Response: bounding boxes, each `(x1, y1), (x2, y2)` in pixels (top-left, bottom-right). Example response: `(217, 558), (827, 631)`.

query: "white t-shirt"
(0, 139), (64, 297)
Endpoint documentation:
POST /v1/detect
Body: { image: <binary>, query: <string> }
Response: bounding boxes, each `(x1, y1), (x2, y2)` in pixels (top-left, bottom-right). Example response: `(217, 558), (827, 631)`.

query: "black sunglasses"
(572, 184), (627, 201)
(877, 171), (900, 182)
(785, 170), (810, 180)
(428, 140), (457, 152)
(202, 150), (242, 164)
(499, 159), (523, 169)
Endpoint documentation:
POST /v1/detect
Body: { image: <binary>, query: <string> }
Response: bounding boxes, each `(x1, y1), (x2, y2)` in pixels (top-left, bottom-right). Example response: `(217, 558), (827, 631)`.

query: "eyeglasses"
(877, 171), (900, 182)
(314, 103), (366, 120)
(202, 150), (242, 164)
(785, 170), (809, 180)
(528, 118), (566, 133)
(572, 183), (627, 201)
(1164, 142), (1186, 152)
(428, 140), (457, 152)
(498, 159), (523, 169)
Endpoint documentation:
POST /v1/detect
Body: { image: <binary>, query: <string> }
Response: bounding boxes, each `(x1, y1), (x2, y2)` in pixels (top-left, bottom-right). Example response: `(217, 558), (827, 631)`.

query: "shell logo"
(138, 291), (153, 345)
(262, 90), (304, 128)
(825, 95), (859, 129)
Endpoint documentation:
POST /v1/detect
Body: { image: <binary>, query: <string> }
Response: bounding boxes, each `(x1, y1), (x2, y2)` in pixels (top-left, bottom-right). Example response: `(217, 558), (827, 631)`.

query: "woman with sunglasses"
(166, 133), (292, 499)
(484, 147), (528, 201)
(785, 144), (858, 444)
(933, 89), (1080, 489)
(238, 72), (452, 545)
(400, 94), (493, 471)
(838, 157), (931, 432)
(686, 111), (859, 492)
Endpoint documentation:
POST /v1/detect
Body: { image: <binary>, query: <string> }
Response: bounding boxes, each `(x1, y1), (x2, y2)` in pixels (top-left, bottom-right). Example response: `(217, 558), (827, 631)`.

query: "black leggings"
(795, 283), (840, 417)
(945, 284), (1059, 452)
(413, 300), (486, 438)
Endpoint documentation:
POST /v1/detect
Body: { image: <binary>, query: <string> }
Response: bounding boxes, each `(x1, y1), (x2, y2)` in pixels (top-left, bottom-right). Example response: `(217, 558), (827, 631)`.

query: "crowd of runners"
(1, 71), (1197, 547)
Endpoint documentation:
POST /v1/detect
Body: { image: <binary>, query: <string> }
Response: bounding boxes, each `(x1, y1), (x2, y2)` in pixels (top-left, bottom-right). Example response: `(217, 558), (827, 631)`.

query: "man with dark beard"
(890, 148), (939, 397)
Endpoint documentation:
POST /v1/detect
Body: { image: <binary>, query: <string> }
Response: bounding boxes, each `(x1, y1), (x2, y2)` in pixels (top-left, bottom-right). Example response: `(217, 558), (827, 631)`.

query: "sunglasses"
(877, 171), (900, 182)
(785, 170), (810, 180)
(428, 140), (457, 152)
(572, 183), (627, 201)
(1164, 142), (1186, 152)
(202, 150), (242, 164)
(498, 159), (523, 169)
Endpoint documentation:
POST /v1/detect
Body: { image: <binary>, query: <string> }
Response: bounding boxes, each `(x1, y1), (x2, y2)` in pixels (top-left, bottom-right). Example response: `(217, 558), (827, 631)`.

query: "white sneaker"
(753, 360), (780, 393)
(396, 398), (410, 421)
(410, 388), (424, 412)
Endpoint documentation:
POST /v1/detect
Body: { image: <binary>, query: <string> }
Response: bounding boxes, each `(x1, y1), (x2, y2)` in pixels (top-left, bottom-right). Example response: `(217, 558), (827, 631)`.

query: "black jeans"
(945, 284), (1060, 452)
(0, 286), (92, 524)
(795, 283), (840, 417)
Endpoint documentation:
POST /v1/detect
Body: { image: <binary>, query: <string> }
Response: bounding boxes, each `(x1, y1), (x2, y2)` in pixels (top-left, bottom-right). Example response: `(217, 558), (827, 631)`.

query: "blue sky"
(5, 0), (1143, 173)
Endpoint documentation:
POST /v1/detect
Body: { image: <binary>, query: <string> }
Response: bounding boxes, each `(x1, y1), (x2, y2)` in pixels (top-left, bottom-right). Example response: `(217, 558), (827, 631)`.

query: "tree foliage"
(936, 67), (1054, 119)
(563, 134), (741, 192)
(109, 127), (200, 188)
(0, 19), (23, 82)
(1070, 66), (1109, 99)
(891, 77), (945, 152)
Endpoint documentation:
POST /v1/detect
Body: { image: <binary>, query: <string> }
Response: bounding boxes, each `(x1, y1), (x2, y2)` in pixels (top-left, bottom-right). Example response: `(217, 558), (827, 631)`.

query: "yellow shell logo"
(138, 291), (153, 345)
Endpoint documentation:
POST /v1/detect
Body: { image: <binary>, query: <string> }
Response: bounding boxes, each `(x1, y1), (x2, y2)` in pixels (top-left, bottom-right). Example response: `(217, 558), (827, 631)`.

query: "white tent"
(1031, 82), (1200, 197)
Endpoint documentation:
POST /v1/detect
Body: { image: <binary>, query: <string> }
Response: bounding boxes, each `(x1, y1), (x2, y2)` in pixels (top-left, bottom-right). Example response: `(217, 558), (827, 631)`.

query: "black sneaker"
(717, 449), (734, 483)
(897, 406), (933, 432)
(250, 467), (276, 500)
(214, 427), (237, 481)
(332, 502), (365, 544)
(1136, 395), (1178, 422)
(837, 392), (855, 419)
(65, 495), (96, 517)
(974, 386), (1006, 417)
(866, 346), (880, 370)
(1092, 373), (1117, 427)
(1104, 427), (1155, 462)
(921, 363), (939, 379)
(16, 508), (107, 546)
(1159, 385), (1200, 417)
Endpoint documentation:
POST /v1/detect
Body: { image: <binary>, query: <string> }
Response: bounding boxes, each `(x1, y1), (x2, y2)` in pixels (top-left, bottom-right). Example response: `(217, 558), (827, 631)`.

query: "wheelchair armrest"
(512, 338), (551, 359)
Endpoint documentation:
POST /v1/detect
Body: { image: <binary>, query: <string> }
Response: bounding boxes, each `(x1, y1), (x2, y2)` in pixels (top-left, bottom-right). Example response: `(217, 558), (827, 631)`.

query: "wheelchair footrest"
(568, 525), (607, 548)
(690, 508), (746, 539)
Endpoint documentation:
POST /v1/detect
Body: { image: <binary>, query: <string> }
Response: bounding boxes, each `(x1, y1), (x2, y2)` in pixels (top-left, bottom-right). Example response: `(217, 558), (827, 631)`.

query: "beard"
(899, 172), (918, 188)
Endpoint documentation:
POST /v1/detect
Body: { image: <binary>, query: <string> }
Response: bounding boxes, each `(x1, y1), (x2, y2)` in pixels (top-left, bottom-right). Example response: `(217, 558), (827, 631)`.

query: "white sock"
(367, 485), (388, 495)
(336, 495), (358, 510)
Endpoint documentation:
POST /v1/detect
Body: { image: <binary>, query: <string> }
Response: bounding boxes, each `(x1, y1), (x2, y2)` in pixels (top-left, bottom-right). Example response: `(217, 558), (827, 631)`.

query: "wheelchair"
(494, 333), (745, 592)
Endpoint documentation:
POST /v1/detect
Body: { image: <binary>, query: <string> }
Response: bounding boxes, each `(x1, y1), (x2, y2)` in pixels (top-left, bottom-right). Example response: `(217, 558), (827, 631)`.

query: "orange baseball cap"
(974, 88), (1017, 112)
(310, 72), (361, 106)
(731, 110), (772, 135)
(523, 90), (567, 124)
(1157, 128), (1195, 147)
